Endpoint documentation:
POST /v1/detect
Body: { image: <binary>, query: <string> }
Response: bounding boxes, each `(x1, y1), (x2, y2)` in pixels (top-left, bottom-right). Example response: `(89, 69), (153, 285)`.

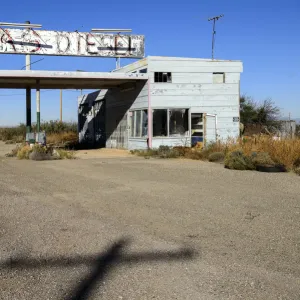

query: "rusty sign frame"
(0, 28), (145, 58)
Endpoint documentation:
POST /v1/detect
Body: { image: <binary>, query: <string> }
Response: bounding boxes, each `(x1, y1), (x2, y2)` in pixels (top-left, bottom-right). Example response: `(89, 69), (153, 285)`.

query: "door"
(204, 114), (217, 145)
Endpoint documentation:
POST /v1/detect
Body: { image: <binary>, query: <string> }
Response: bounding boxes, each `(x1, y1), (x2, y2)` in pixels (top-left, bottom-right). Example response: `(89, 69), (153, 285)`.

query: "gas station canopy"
(0, 70), (148, 89)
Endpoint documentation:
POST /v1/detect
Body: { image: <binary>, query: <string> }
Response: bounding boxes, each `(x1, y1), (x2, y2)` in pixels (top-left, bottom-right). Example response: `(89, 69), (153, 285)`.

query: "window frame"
(154, 72), (172, 83)
(129, 109), (148, 138)
(152, 108), (190, 138)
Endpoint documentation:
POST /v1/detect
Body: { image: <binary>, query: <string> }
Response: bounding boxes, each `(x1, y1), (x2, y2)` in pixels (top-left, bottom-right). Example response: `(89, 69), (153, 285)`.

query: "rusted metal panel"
(0, 28), (144, 58)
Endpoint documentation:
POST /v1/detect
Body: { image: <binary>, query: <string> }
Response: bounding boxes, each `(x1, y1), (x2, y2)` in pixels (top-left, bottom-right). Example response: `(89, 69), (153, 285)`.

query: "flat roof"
(0, 70), (148, 89)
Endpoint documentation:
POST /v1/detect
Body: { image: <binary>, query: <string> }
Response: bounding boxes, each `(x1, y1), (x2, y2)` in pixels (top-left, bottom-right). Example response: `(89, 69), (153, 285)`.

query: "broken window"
(153, 110), (168, 136)
(169, 109), (189, 136)
(141, 110), (148, 137)
(213, 72), (225, 84)
(154, 72), (172, 83)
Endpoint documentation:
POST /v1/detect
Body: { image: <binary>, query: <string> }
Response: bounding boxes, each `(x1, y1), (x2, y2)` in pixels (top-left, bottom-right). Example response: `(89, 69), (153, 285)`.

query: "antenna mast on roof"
(208, 14), (224, 60)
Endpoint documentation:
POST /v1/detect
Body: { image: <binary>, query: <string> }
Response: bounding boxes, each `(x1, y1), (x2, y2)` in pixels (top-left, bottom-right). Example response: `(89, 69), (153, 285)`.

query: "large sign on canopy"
(0, 28), (145, 58)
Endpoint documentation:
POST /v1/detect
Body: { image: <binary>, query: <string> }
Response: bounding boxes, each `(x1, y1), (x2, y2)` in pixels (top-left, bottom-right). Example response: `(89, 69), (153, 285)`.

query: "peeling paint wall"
(147, 57), (243, 143)
(0, 28), (144, 58)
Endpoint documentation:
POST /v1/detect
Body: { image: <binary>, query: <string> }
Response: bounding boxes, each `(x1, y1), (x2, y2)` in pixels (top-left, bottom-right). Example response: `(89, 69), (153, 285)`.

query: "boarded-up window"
(213, 72), (225, 84)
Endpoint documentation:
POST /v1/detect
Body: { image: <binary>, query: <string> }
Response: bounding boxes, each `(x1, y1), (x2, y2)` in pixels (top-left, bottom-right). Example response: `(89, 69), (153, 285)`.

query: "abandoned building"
(78, 56), (243, 149)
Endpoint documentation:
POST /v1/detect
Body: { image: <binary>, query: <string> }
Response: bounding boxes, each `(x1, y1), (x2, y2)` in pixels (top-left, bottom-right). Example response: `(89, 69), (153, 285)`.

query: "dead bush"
(17, 145), (32, 160)
(29, 151), (52, 161)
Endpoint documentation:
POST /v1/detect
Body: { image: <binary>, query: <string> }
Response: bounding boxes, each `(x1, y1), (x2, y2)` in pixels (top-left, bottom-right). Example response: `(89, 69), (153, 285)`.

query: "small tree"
(296, 124), (300, 137)
(240, 96), (258, 125)
(240, 95), (281, 133)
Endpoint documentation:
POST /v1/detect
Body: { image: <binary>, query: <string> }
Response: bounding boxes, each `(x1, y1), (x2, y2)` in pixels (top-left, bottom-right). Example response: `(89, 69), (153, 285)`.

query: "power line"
(21, 58), (45, 70)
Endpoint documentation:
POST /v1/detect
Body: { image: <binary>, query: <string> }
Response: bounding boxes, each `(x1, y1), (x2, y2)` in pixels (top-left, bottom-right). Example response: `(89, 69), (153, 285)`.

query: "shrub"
(293, 158), (300, 176)
(55, 149), (76, 159)
(294, 167), (300, 176)
(29, 151), (52, 161)
(5, 144), (24, 157)
(250, 152), (275, 167)
(17, 145), (32, 160)
(208, 152), (225, 163)
(224, 150), (255, 170)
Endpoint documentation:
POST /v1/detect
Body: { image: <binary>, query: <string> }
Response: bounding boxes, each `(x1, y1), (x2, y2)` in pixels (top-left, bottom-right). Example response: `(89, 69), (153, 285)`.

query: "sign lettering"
(0, 28), (144, 58)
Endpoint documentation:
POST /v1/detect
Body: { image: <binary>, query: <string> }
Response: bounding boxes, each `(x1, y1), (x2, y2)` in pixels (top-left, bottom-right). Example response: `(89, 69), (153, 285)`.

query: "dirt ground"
(0, 141), (299, 299)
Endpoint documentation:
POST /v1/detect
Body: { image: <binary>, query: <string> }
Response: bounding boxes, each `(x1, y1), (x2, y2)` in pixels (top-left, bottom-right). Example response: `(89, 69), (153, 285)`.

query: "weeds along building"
(78, 56), (243, 149)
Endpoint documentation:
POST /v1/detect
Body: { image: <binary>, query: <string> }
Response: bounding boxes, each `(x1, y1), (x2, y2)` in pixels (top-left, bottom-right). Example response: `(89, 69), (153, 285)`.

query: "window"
(154, 72), (172, 83)
(153, 109), (189, 137)
(141, 110), (148, 136)
(213, 72), (225, 84)
(191, 113), (204, 137)
(153, 110), (168, 136)
(169, 109), (189, 136)
(139, 68), (147, 73)
(130, 110), (148, 138)
(135, 110), (141, 137)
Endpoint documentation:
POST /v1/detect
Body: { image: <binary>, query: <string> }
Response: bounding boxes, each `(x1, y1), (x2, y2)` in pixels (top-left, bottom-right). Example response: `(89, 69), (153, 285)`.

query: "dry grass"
(17, 145), (32, 160)
(47, 131), (78, 145)
(131, 135), (300, 173)
(201, 136), (300, 170)
(55, 149), (76, 159)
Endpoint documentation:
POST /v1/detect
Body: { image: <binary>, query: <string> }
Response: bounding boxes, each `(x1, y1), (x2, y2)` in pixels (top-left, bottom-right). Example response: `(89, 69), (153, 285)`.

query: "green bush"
(293, 158), (300, 176)
(250, 152), (275, 166)
(294, 167), (300, 176)
(224, 150), (255, 170)
(208, 152), (225, 163)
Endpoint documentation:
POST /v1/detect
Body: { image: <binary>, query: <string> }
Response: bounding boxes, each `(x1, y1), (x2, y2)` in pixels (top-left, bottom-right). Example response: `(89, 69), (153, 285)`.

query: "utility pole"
(36, 80), (40, 132)
(25, 20), (31, 133)
(60, 89), (63, 122)
(208, 14), (224, 60)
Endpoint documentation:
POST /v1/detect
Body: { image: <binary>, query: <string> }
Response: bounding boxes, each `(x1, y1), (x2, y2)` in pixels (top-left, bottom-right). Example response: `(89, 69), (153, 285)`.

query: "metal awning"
(0, 70), (148, 89)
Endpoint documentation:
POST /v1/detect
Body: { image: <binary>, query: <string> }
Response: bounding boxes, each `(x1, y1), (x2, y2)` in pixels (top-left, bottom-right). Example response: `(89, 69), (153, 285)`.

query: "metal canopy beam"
(0, 70), (148, 89)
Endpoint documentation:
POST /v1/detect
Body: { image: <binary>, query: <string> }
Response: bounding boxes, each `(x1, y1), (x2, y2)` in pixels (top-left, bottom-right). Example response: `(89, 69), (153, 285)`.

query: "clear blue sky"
(0, 0), (299, 125)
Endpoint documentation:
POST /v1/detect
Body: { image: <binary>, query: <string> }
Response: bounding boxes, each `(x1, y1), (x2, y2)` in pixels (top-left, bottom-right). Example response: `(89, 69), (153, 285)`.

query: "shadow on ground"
(0, 238), (197, 300)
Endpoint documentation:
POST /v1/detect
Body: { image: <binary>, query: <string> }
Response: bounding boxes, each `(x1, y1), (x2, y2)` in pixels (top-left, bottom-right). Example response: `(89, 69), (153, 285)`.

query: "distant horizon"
(0, 0), (299, 125)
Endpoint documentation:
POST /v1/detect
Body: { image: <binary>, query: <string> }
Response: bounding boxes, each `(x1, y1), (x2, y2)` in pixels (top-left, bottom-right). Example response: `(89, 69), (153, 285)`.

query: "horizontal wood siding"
(128, 139), (148, 150)
(152, 138), (191, 148)
(148, 57), (242, 141)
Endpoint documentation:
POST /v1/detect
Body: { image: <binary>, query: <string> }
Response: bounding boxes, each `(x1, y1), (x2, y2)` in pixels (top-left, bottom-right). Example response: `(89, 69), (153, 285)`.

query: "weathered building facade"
(78, 56), (243, 149)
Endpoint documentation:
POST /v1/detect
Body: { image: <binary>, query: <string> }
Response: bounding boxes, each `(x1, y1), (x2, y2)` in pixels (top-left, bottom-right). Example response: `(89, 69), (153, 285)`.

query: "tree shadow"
(0, 238), (197, 300)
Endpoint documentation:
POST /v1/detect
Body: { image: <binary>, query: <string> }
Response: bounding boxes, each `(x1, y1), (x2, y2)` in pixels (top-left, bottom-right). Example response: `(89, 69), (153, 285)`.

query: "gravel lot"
(0, 142), (299, 299)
